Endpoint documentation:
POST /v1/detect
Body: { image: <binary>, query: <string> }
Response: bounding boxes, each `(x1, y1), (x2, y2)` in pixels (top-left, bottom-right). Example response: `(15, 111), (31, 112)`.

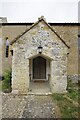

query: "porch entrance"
(33, 56), (46, 79)
(29, 55), (51, 94)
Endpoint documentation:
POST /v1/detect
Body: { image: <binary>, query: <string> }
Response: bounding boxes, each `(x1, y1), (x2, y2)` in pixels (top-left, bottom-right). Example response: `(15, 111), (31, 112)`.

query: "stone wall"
(12, 43), (29, 94)
(12, 21), (68, 94)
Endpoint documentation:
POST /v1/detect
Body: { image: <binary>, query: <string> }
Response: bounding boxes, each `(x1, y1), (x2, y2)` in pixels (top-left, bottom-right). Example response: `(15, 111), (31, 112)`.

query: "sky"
(0, 0), (79, 23)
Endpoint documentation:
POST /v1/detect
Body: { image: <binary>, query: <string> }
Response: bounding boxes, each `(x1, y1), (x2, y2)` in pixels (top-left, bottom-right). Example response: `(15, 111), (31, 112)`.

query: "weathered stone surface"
(67, 74), (78, 83)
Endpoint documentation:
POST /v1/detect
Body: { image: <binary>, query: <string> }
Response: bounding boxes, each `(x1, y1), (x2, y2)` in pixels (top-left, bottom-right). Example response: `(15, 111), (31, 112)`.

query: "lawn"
(52, 80), (79, 119)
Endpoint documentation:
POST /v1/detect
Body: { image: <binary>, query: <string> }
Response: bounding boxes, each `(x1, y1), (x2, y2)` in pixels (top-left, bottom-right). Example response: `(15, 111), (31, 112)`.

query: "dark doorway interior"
(33, 56), (46, 79)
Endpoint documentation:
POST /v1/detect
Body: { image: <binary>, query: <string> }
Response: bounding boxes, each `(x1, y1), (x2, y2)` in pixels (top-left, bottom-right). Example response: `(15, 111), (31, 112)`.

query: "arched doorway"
(33, 56), (46, 79)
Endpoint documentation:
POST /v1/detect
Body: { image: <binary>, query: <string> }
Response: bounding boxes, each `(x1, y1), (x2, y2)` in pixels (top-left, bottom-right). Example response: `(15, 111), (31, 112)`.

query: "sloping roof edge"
(10, 16), (70, 48)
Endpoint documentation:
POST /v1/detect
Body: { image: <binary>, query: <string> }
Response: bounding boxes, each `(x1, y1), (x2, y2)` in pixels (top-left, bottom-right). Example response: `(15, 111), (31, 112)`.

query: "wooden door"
(33, 56), (46, 79)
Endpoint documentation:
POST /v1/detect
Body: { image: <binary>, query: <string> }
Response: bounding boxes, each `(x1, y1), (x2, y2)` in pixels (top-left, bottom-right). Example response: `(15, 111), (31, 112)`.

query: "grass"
(52, 80), (79, 119)
(53, 93), (79, 118)
(66, 80), (79, 102)
(67, 89), (78, 102)
(2, 70), (12, 93)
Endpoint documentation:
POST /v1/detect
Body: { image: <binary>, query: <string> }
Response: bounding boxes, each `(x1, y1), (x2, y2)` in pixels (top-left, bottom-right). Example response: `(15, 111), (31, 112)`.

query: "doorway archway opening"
(29, 55), (51, 82)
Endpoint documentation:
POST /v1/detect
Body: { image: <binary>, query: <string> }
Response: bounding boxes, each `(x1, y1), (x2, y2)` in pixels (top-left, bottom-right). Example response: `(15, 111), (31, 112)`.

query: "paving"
(2, 94), (59, 118)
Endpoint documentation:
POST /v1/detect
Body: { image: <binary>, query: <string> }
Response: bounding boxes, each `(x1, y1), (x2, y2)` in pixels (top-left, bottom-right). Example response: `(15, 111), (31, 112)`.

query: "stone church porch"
(11, 17), (68, 94)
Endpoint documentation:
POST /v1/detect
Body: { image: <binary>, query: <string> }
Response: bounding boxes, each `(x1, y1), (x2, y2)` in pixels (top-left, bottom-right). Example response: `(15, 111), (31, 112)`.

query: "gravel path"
(2, 94), (27, 118)
(21, 95), (56, 118)
(2, 94), (60, 118)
